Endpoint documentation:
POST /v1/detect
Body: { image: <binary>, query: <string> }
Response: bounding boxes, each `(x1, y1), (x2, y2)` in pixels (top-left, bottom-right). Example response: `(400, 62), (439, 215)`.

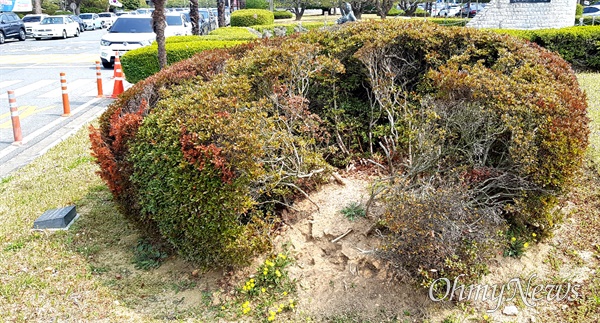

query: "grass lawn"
(0, 65), (598, 322)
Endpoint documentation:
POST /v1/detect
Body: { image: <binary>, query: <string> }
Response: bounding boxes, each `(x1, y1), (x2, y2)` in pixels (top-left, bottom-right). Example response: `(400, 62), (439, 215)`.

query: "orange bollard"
(111, 65), (125, 98)
(8, 90), (23, 145)
(112, 55), (121, 79)
(95, 61), (104, 98)
(60, 72), (70, 117)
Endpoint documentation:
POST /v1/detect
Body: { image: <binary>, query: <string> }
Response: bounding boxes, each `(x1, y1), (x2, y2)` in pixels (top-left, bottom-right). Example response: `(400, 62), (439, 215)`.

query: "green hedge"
(252, 21), (333, 35)
(387, 8), (403, 16)
(231, 9), (274, 27)
(207, 26), (259, 40)
(575, 16), (600, 26)
(246, 0), (269, 9)
(121, 40), (246, 83)
(274, 10), (293, 19)
(423, 17), (469, 27)
(492, 26), (600, 71)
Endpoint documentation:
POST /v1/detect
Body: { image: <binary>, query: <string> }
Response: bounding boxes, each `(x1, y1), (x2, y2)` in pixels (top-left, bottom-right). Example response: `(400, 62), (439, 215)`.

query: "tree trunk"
(217, 0), (226, 27)
(34, 0), (42, 14)
(190, 0), (200, 35)
(376, 0), (395, 19)
(292, 7), (305, 20)
(152, 0), (167, 70)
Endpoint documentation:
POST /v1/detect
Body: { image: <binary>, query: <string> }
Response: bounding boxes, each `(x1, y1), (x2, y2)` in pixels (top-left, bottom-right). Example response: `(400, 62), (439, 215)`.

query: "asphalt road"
(0, 27), (130, 178)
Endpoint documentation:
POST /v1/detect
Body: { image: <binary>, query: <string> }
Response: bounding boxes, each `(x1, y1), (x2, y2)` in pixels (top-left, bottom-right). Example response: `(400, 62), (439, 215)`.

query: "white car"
(98, 12), (117, 28)
(583, 5), (600, 17)
(22, 14), (48, 38)
(79, 13), (102, 30)
(100, 16), (155, 68)
(33, 15), (80, 40)
(165, 13), (192, 37)
(437, 5), (461, 17)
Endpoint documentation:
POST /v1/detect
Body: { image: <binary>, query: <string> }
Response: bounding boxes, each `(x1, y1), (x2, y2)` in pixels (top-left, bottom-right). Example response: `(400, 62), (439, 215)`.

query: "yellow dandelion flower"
(511, 237), (516, 242)
(262, 287), (266, 293)
(483, 314), (489, 320)
(275, 270), (281, 277)
(524, 242), (529, 248)
(283, 291), (288, 296)
(221, 306), (226, 310)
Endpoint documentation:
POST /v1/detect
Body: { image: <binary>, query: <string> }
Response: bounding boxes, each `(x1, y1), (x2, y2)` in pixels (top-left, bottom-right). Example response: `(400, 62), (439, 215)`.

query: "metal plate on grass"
(32, 205), (78, 230)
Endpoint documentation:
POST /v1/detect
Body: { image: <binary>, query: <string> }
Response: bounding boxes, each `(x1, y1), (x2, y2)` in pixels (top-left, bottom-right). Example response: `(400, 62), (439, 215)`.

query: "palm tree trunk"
(190, 0), (200, 35)
(152, 0), (167, 70)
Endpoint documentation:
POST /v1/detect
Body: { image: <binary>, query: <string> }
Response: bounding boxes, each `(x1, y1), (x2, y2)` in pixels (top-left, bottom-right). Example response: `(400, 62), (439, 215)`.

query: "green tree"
(375, 0), (394, 18)
(347, 0), (372, 19)
(120, 0), (145, 10)
(397, 0), (421, 16)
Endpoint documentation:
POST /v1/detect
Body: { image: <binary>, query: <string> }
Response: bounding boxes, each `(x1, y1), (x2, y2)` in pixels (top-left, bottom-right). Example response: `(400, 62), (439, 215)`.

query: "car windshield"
(583, 7), (599, 13)
(166, 16), (183, 25)
(23, 16), (42, 22)
(79, 14), (93, 19)
(110, 17), (153, 33)
(41, 17), (64, 24)
(99, 13), (112, 17)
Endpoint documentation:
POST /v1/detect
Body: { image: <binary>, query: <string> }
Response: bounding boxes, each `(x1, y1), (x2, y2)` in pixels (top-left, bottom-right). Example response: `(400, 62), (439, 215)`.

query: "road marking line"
(40, 79), (96, 98)
(0, 80), (55, 100)
(0, 106), (56, 129)
(0, 54), (99, 65)
(0, 98), (102, 160)
(0, 80), (22, 91)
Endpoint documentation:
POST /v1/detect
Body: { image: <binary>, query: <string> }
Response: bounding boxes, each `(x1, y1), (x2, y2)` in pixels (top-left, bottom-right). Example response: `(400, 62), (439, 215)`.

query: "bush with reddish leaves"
(90, 20), (588, 274)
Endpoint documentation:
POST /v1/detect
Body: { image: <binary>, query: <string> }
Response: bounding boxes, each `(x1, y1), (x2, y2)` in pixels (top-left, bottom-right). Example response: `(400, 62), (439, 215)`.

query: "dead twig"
(332, 172), (346, 186)
(331, 228), (353, 243)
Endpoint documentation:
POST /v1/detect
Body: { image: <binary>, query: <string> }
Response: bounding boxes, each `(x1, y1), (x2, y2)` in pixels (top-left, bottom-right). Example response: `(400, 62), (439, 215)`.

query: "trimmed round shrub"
(231, 9), (274, 27)
(274, 10), (294, 19)
(91, 20), (587, 276)
(91, 38), (331, 267)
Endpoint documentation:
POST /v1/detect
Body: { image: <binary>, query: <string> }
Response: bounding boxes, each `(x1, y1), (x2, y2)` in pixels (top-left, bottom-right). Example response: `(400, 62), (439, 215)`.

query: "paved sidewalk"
(0, 96), (114, 179)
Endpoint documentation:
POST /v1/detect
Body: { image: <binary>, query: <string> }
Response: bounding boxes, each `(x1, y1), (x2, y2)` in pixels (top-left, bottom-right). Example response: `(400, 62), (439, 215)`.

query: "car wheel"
(75, 28), (80, 37)
(0, 32), (5, 44)
(35, 37), (41, 40)
(62, 30), (67, 39)
(101, 60), (112, 68)
(18, 29), (26, 41)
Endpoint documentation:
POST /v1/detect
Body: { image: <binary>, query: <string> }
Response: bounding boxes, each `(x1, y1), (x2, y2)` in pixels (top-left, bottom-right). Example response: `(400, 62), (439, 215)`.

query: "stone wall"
(467, 0), (577, 29)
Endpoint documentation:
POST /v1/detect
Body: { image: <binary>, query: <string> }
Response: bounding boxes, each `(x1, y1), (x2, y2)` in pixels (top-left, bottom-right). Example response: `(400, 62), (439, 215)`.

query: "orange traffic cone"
(112, 56), (121, 79)
(111, 64), (124, 98)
